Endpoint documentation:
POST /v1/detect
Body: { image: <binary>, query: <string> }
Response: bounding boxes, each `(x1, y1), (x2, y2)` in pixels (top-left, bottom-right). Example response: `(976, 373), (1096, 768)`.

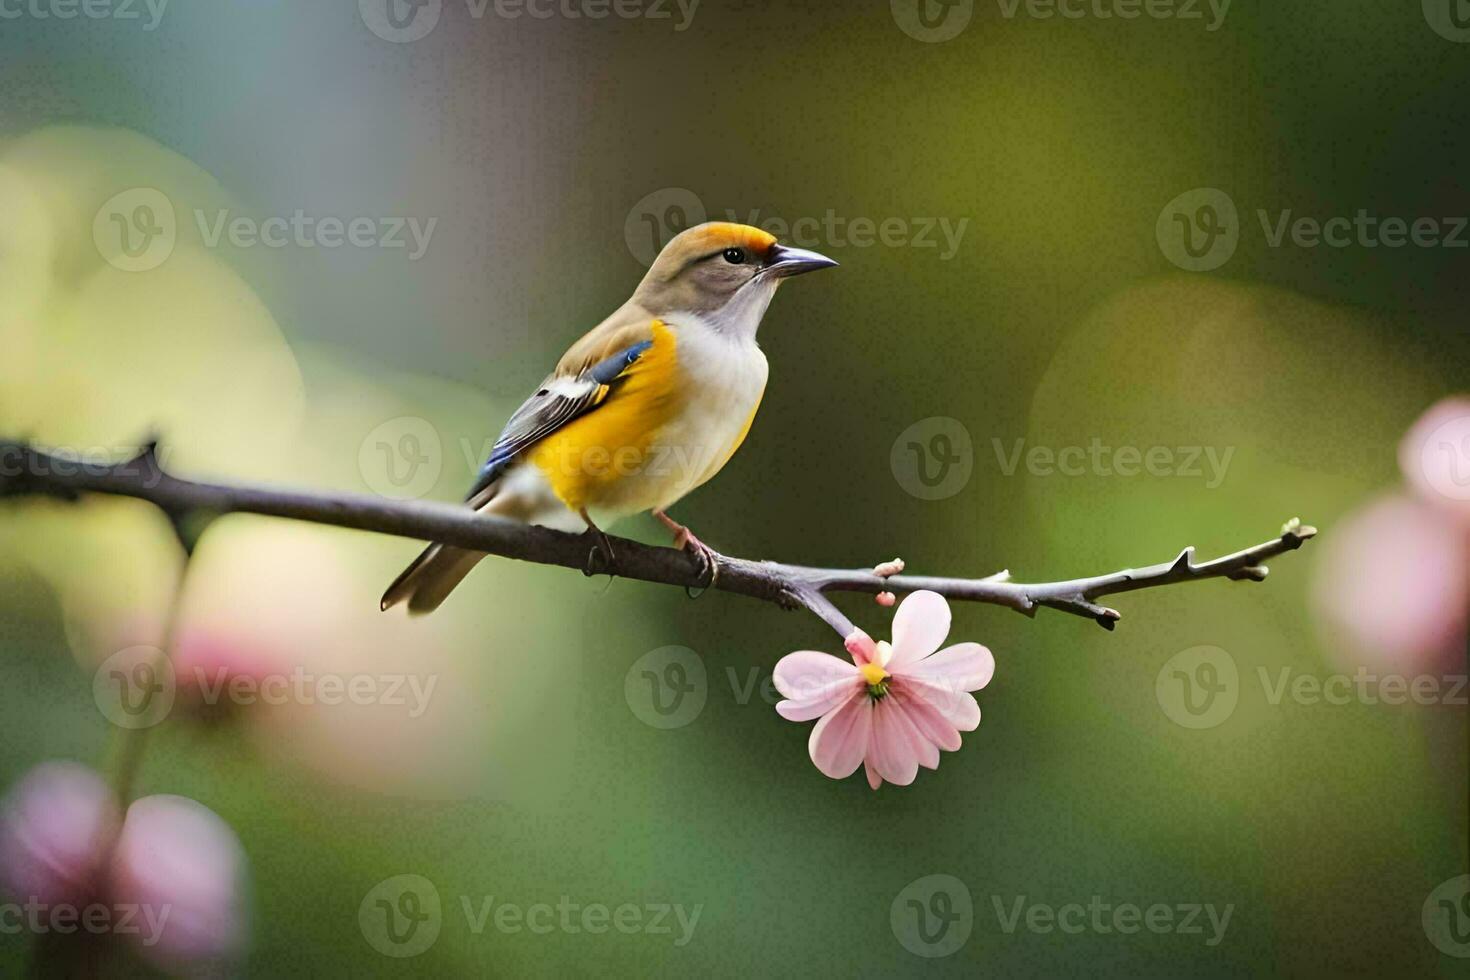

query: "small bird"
(381, 222), (838, 614)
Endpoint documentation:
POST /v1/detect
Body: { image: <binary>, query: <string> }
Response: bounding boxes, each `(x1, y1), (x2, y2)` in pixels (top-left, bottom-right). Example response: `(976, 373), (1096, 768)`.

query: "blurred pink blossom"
(0, 763), (248, 973)
(109, 794), (249, 971)
(0, 761), (118, 907)
(773, 591), (995, 789)
(170, 627), (287, 723)
(1312, 494), (1469, 674)
(1398, 395), (1470, 525)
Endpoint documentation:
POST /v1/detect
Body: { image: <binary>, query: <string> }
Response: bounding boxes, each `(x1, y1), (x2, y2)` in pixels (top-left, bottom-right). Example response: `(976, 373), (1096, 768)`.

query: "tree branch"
(0, 439), (1317, 639)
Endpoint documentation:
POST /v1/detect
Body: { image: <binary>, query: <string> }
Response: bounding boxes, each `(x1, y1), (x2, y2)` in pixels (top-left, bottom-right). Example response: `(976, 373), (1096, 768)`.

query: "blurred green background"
(1, 1), (1467, 975)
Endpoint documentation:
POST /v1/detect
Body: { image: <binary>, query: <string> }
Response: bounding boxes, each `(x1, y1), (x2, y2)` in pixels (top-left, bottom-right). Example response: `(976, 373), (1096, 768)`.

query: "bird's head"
(633, 222), (837, 338)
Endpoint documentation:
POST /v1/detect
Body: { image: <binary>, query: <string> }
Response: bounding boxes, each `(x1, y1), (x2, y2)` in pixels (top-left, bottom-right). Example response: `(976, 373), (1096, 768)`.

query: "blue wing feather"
(465, 339), (655, 501)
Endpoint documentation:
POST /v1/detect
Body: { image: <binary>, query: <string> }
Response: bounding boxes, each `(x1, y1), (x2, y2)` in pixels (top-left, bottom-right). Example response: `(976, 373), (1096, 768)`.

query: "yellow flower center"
(859, 662), (889, 686)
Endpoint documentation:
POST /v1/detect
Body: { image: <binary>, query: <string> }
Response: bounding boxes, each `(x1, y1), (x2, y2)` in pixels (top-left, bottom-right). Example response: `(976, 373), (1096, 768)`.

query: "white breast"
(655, 314), (768, 509)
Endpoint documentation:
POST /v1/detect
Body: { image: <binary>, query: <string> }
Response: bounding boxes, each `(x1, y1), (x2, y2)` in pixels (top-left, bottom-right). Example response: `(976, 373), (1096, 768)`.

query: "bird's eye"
(722, 247), (745, 264)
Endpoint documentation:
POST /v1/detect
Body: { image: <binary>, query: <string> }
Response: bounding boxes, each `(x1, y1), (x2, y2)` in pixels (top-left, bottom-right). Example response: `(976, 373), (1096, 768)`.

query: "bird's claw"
(678, 529), (720, 595)
(582, 527), (617, 576)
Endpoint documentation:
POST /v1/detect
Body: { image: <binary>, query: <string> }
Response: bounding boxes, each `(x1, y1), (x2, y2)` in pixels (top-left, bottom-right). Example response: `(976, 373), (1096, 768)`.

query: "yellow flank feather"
(529, 321), (686, 514)
(699, 401), (760, 486)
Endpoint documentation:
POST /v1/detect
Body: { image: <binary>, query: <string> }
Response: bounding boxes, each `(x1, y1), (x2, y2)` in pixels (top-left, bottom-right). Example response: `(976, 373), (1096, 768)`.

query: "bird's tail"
(381, 484), (506, 615)
(380, 543), (486, 615)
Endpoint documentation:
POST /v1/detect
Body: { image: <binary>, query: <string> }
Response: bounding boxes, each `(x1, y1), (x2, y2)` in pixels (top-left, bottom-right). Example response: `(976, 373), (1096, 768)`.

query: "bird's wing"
(465, 311), (658, 501)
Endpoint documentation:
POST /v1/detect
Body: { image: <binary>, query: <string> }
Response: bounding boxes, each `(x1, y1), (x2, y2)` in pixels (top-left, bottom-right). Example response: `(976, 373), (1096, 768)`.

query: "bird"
(381, 221), (838, 614)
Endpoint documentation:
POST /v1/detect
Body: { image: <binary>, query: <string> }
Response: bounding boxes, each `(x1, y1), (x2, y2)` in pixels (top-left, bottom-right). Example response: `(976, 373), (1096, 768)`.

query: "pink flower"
(773, 591), (995, 789)
(1311, 493), (1468, 674)
(109, 794), (249, 971)
(1399, 395), (1470, 526)
(0, 761), (119, 907)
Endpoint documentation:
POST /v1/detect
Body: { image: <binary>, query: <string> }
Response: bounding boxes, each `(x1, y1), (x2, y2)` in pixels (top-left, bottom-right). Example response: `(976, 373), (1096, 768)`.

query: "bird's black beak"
(763, 243), (839, 278)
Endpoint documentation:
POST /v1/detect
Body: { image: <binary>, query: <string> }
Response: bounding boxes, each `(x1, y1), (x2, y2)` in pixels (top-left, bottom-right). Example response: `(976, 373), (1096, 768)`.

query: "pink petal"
(902, 677), (982, 731)
(897, 690), (963, 752)
(888, 590), (951, 668)
(808, 694), (871, 779)
(110, 795), (248, 970)
(773, 650), (861, 708)
(865, 760), (882, 790)
(0, 762), (119, 908)
(867, 700), (920, 786)
(844, 629), (878, 665)
(887, 697), (941, 770)
(777, 687), (859, 723)
(900, 642), (995, 692)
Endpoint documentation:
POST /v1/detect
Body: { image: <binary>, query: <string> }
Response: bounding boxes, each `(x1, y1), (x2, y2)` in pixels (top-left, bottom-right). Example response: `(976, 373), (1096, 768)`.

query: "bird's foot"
(654, 510), (719, 591)
(579, 509), (617, 576)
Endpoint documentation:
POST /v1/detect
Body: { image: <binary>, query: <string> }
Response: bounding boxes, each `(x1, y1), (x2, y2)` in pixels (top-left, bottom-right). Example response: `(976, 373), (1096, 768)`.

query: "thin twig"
(0, 440), (1317, 638)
